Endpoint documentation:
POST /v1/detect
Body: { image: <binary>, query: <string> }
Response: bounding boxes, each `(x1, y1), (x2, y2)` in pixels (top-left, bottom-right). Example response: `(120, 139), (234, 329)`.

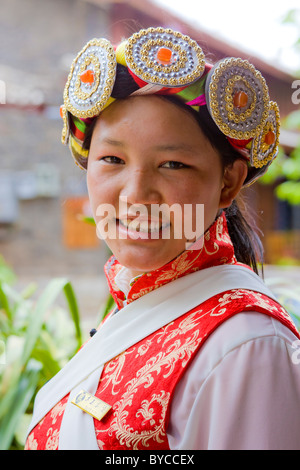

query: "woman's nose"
(120, 169), (161, 205)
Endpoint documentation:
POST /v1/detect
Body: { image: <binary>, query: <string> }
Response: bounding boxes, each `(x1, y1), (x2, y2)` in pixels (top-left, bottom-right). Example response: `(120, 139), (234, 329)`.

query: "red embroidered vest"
(25, 214), (300, 450)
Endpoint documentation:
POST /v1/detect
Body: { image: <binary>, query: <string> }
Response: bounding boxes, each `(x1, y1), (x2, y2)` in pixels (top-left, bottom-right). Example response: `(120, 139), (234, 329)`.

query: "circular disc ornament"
(125, 27), (206, 88)
(63, 38), (117, 119)
(250, 101), (280, 168)
(205, 58), (270, 140)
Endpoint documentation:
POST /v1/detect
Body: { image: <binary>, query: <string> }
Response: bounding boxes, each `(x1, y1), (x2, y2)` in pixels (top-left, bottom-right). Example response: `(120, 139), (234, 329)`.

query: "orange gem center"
(80, 69), (95, 84)
(264, 130), (276, 146)
(156, 47), (173, 65)
(233, 91), (248, 108)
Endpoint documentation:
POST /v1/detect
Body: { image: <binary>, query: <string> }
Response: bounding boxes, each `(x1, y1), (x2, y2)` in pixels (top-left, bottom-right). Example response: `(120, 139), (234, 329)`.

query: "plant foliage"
(260, 9), (300, 205)
(0, 256), (82, 450)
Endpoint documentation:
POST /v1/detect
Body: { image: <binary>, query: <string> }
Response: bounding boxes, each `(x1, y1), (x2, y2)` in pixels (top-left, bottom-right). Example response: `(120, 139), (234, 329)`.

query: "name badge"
(71, 390), (112, 421)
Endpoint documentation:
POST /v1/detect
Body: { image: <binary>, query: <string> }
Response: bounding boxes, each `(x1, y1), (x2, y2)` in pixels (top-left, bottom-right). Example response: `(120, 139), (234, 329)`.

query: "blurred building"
(0, 0), (299, 282)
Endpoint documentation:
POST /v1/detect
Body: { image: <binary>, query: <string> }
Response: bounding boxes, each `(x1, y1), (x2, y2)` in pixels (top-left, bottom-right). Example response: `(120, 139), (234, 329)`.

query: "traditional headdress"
(60, 27), (280, 186)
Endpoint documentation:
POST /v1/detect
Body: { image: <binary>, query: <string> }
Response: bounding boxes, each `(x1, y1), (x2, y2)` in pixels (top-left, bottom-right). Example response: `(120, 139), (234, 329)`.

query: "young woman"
(25, 27), (300, 450)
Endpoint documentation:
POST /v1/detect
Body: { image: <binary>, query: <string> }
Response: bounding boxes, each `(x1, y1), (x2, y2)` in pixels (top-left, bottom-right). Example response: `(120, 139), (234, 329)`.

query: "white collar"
(114, 267), (143, 300)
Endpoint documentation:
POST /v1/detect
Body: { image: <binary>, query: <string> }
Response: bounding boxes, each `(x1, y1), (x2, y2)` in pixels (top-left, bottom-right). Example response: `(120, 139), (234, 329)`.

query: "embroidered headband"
(60, 27), (280, 186)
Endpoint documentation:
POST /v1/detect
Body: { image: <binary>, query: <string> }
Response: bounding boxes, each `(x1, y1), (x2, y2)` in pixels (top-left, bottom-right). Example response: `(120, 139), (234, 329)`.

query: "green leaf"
(0, 258), (83, 449)
(276, 180), (300, 204)
(259, 147), (285, 184)
(0, 283), (13, 322)
(0, 362), (41, 450)
(283, 110), (300, 130)
(63, 282), (82, 348)
(22, 278), (82, 366)
(78, 215), (96, 225)
(282, 158), (300, 180)
(281, 9), (299, 24)
(290, 146), (300, 161)
(20, 282), (38, 300)
(30, 347), (61, 380)
(0, 256), (16, 285)
(100, 294), (115, 321)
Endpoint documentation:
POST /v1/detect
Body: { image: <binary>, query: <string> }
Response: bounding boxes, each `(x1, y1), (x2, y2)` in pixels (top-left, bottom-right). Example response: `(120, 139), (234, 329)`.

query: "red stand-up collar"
(104, 212), (238, 310)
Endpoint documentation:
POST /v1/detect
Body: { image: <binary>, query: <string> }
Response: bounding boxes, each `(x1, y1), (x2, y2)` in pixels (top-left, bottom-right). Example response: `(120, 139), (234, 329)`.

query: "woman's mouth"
(117, 217), (171, 240)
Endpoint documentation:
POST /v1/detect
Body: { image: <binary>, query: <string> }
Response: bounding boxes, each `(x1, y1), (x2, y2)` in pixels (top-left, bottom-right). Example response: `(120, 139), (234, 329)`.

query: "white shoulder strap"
(27, 264), (276, 449)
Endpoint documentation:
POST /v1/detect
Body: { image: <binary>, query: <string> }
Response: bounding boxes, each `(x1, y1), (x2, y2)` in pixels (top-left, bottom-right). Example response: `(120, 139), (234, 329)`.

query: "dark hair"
(83, 69), (264, 275)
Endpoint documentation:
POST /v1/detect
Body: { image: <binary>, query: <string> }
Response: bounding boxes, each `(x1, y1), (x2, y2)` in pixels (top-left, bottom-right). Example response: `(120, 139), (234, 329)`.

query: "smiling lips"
(117, 216), (170, 239)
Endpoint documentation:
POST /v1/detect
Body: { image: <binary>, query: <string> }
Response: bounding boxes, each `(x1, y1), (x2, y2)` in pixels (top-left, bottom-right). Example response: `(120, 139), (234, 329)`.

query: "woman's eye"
(161, 161), (188, 169)
(100, 156), (125, 164)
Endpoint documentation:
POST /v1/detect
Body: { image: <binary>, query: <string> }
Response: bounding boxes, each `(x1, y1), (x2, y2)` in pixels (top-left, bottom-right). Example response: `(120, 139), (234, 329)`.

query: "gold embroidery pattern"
(155, 251), (203, 284)
(50, 400), (66, 425)
(99, 350), (135, 395)
(25, 279), (297, 450)
(24, 433), (38, 450)
(96, 318), (203, 449)
(45, 428), (59, 450)
(95, 287), (297, 450)
(149, 217), (232, 288)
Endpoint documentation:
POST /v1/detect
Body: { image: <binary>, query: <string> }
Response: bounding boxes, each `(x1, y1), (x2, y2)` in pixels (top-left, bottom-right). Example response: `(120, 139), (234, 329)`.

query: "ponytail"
(224, 199), (264, 276)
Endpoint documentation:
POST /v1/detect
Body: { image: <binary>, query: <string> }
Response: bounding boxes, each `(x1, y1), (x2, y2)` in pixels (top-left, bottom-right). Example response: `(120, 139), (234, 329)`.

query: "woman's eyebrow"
(102, 137), (125, 147)
(152, 143), (195, 153)
(100, 139), (195, 153)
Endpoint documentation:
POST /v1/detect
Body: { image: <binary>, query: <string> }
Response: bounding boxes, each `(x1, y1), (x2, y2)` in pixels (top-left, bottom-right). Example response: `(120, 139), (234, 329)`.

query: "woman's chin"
(106, 241), (186, 274)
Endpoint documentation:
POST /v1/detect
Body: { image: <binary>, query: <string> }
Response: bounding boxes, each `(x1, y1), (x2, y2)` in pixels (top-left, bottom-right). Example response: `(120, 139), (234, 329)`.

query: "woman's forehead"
(89, 96), (219, 165)
(93, 95), (202, 141)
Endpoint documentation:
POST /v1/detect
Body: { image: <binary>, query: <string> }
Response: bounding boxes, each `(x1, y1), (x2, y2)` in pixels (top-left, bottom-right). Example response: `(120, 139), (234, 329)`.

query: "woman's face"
(87, 96), (228, 275)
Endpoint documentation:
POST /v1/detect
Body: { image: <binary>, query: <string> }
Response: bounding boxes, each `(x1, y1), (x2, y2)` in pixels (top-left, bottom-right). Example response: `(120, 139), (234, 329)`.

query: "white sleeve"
(167, 312), (300, 450)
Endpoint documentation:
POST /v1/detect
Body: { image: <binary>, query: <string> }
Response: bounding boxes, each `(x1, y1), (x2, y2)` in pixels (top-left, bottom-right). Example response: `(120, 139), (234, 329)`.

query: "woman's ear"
(219, 159), (248, 209)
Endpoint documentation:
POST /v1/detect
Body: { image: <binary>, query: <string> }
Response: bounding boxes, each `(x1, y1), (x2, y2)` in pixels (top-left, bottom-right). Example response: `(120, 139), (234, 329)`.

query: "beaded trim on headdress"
(60, 26), (280, 186)
(125, 28), (206, 88)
